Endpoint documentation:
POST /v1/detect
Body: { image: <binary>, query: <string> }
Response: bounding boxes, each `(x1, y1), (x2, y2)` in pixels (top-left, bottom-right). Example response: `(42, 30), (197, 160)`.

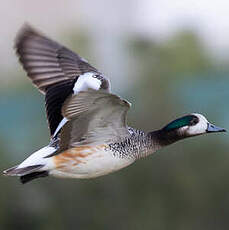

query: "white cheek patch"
(188, 113), (209, 135)
(73, 72), (101, 94)
(187, 120), (208, 135)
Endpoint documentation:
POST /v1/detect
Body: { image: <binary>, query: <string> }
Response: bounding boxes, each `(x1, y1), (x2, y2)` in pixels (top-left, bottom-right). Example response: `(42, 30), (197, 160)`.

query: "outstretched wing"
(15, 24), (100, 93)
(15, 25), (110, 136)
(58, 90), (131, 151)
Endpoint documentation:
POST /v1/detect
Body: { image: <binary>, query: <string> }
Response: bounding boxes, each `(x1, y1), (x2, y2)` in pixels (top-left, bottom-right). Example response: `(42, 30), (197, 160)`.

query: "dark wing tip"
(15, 23), (40, 51)
(15, 23), (59, 58)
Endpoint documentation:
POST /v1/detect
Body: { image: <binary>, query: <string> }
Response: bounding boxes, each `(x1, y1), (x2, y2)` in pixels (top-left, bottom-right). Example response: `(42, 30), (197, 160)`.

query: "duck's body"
(51, 144), (133, 179)
(3, 25), (226, 184)
(13, 128), (152, 182)
(51, 128), (149, 178)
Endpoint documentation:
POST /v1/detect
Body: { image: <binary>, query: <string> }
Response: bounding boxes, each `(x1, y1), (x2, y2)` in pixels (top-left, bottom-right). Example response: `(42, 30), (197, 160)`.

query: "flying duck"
(3, 25), (226, 183)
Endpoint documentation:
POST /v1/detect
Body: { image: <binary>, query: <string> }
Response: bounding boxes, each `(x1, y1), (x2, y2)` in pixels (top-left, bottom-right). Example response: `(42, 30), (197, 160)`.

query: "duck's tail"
(3, 165), (48, 184)
(3, 145), (56, 184)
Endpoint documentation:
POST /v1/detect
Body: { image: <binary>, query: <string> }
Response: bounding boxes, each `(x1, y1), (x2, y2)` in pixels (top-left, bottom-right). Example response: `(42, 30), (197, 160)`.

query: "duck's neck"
(139, 129), (185, 158)
(149, 129), (185, 146)
(110, 128), (186, 159)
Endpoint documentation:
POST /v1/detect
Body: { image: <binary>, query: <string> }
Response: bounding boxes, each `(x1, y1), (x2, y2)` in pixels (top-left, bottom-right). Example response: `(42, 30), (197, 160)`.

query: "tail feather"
(20, 171), (49, 184)
(3, 164), (48, 184)
(3, 145), (55, 183)
(3, 165), (19, 175)
(3, 164), (44, 176)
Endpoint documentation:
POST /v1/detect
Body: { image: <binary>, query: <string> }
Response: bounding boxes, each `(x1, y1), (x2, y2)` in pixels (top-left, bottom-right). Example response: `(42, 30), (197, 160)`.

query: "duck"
(3, 25), (226, 184)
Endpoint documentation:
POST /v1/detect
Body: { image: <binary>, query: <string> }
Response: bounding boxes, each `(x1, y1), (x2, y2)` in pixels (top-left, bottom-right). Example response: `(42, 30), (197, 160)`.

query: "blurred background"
(1, 0), (229, 229)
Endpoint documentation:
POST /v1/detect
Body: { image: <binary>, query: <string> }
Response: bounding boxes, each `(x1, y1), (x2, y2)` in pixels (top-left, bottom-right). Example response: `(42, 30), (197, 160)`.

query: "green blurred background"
(1, 1), (229, 229)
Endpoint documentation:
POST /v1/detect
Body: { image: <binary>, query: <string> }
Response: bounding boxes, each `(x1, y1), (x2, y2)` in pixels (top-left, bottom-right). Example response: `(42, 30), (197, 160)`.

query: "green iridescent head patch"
(163, 115), (197, 131)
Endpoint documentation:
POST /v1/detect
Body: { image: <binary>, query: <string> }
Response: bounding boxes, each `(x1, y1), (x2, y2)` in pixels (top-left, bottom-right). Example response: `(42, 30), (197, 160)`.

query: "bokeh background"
(1, 1), (229, 229)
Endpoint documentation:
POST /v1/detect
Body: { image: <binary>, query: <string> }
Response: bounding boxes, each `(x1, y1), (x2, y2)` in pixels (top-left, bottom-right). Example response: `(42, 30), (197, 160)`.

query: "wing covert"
(59, 90), (131, 150)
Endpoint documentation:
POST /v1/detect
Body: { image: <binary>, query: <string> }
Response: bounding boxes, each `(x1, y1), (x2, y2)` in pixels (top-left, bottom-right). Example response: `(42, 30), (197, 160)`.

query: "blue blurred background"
(1, 1), (229, 229)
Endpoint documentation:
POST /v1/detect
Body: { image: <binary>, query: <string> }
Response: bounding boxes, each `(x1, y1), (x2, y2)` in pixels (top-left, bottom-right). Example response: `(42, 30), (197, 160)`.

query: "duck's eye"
(190, 117), (199, 126)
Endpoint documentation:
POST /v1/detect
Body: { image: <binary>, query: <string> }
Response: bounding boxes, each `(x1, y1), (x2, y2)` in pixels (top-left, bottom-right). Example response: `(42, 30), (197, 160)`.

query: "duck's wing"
(15, 25), (110, 136)
(57, 90), (131, 151)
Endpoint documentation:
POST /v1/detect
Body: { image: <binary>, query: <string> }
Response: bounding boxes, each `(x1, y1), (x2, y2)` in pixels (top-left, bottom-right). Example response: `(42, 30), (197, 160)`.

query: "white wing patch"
(53, 72), (102, 137)
(53, 117), (69, 137)
(73, 72), (101, 94)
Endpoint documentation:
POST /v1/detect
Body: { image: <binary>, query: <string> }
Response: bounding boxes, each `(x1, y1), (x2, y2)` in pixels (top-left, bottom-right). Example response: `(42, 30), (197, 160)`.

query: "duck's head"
(162, 113), (226, 137)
